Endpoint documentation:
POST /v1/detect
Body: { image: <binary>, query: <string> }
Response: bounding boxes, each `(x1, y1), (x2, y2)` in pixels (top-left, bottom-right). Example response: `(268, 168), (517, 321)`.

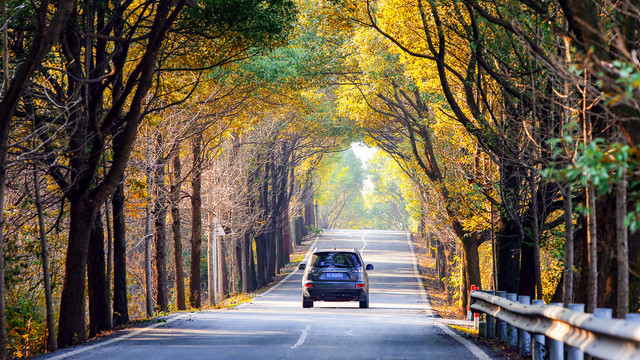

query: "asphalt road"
(45, 229), (492, 360)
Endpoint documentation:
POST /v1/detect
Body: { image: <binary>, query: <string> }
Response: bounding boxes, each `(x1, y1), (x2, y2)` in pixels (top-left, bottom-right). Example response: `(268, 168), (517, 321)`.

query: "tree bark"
(33, 165), (57, 351)
(249, 236), (257, 291)
(171, 152), (186, 310)
(217, 234), (227, 301)
(436, 238), (446, 289)
(207, 214), (216, 306)
(57, 197), (99, 347)
(530, 176), (543, 300)
(190, 134), (203, 308)
(228, 236), (238, 294)
(154, 151), (169, 312)
(586, 185), (598, 312)
(461, 236), (482, 313)
(144, 200), (154, 317)
(88, 208), (111, 338)
(112, 181), (129, 326)
(104, 197), (113, 330)
(616, 168), (629, 318)
(255, 233), (267, 288)
(240, 233), (248, 293)
(562, 184), (574, 307)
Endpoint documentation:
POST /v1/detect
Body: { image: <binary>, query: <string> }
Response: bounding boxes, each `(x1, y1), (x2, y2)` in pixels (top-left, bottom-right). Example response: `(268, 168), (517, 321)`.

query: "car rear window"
(312, 252), (361, 268)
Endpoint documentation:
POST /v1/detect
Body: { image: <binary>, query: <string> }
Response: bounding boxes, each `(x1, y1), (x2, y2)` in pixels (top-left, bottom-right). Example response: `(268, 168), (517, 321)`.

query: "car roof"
(312, 248), (361, 255)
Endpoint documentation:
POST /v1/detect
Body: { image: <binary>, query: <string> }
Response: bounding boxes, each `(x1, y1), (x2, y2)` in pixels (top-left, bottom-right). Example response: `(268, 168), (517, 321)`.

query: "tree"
(0, 0), (75, 354)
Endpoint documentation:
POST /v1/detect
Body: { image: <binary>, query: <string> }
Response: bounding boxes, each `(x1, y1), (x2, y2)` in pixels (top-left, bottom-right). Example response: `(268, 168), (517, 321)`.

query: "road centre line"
(360, 231), (368, 252)
(291, 324), (311, 349)
(406, 233), (490, 360)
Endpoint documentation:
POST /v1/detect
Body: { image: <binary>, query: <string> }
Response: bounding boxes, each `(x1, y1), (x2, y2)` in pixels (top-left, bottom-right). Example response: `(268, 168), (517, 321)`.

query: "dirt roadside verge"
(413, 235), (526, 359)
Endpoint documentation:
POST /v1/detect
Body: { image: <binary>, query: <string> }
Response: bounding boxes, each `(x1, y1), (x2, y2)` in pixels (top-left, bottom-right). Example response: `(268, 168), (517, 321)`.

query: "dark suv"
(298, 249), (374, 308)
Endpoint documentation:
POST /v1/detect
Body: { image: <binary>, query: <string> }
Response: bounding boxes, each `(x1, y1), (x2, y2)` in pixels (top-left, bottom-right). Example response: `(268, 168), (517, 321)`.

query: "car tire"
(359, 296), (369, 308)
(303, 298), (313, 308)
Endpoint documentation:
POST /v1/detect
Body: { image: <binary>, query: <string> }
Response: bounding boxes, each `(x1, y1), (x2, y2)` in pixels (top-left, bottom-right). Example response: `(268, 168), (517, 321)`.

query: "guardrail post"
(468, 285), (477, 321)
(485, 290), (495, 338)
(518, 295), (531, 356)
(567, 303), (584, 360)
(626, 313), (640, 322)
(594, 308), (612, 319)
(531, 300), (546, 360)
(547, 303), (564, 360)
(497, 291), (507, 342)
(506, 293), (518, 349)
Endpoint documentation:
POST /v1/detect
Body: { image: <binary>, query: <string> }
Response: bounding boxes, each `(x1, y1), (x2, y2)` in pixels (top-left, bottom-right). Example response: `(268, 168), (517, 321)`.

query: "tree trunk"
(461, 236), (482, 313)
(617, 168), (629, 318)
(88, 209), (111, 338)
(154, 155), (169, 312)
(112, 181), (129, 326)
(249, 237), (257, 292)
(586, 185), (598, 312)
(267, 230), (276, 280)
(519, 234), (536, 298)
(170, 152), (186, 311)
(255, 233), (267, 288)
(445, 246), (456, 305)
(563, 184), (574, 307)
(217, 235), (227, 301)
(302, 179), (314, 235)
(436, 238), (446, 289)
(190, 135), (203, 308)
(33, 165), (57, 351)
(231, 236), (240, 294)
(496, 217), (521, 293)
(105, 201), (113, 330)
(57, 197), (98, 347)
(0, 154), (7, 358)
(207, 214), (216, 306)
(530, 176), (543, 300)
(240, 233), (248, 293)
(144, 201), (154, 317)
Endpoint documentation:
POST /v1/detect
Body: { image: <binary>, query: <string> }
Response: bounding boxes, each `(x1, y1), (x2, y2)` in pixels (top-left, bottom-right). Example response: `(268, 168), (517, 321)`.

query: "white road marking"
(406, 233), (432, 316)
(437, 323), (491, 360)
(47, 314), (188, 360)
(406, 233), (490, 360)
(291, 324), (311, 349)
(360, 231), (368, 252)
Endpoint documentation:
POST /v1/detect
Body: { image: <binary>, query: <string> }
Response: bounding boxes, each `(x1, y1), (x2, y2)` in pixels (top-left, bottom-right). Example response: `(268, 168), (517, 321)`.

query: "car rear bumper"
(303, 287), (367, 301)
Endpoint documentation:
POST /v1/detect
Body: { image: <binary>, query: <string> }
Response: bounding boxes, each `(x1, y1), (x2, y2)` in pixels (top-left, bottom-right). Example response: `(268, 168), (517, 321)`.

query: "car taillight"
(304, 283), (313, 288)
(356, 283), (365, 288)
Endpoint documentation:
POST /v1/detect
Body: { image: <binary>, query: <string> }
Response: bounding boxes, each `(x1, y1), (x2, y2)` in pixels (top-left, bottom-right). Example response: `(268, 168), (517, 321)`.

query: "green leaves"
(179, 0), (298, 50)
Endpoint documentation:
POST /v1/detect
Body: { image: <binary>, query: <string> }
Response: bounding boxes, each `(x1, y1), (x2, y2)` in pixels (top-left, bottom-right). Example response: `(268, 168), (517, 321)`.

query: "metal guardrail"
(470, 290), (640, 360)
